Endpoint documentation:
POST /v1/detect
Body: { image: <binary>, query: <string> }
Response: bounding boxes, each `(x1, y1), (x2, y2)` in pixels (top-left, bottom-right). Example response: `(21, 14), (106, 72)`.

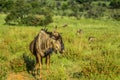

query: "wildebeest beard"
(44, 48), (54, 56)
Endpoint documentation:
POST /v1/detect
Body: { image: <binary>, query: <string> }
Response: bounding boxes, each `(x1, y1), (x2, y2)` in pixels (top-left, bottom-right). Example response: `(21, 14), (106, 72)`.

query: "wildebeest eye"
(52, 35), (60, 40)
(51, 36), (57, 40)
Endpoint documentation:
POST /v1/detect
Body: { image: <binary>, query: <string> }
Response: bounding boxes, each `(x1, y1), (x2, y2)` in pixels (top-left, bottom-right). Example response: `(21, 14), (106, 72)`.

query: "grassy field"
(0, 14), (120, 80)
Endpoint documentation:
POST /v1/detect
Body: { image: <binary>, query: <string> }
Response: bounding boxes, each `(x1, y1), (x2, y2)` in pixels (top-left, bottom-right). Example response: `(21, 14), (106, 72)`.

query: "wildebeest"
(88, 36), (96, 42)
(62, 24), (68, 28)
(76, 29), (83, 34)
(29, 29), (64, 78)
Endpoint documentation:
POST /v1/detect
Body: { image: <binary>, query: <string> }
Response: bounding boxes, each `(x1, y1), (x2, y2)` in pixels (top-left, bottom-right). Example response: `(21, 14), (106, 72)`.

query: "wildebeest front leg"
(37, 53), (42, 79)
(46, 55), (50, 73)
(34, 53), (42, 79)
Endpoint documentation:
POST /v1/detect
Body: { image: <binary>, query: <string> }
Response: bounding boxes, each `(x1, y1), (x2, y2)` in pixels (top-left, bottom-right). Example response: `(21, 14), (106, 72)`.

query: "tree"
(109, 0), (120, 9)
(5, 0), (53, 26)
(0, 0), (14, 13)
(5, 0), (32, 24)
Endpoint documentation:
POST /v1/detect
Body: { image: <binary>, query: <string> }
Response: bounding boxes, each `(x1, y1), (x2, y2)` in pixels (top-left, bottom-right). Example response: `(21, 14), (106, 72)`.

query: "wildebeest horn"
(41, 28), (48, 32)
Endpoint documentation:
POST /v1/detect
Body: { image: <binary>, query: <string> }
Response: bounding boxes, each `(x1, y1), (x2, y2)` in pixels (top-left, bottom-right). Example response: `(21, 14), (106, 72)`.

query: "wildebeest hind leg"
(33, 54), (39, 75)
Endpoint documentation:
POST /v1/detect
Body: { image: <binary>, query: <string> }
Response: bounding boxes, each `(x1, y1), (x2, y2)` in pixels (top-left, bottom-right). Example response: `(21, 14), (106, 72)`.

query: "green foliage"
(5, 11), (18, 25)
(0, 13), (120, 80)
(0, 0), (14, 13)
(10, 57), (26, 72)
(5, 0), (32, 25)
(75, 0), (91, 4)
(110, 9), (120, 20)
(1, 0), (120, 21)
(80, 54), (119, 79)
(21, 15), (45, 26)
(21, 14), (53, 26)
(46, 67), (68, 80)
(5, 0), (53, 26)
(85, 6), (105, 19)
(0, 63), (9, 80)
(109, 0), (120, 9)
(10, 54), (35, 73)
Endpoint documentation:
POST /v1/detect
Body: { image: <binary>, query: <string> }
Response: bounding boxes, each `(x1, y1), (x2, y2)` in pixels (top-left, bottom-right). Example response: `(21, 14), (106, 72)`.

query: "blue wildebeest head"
(50, 30), (64, 54)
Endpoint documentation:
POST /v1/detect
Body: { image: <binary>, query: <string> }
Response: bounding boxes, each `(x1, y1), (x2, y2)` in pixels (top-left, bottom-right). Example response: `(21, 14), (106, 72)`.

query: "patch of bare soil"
(6, 72), (34, 80)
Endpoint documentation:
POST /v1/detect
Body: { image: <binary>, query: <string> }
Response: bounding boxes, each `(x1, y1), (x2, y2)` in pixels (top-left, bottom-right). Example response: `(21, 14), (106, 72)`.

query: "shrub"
(10, 54), (35, 73)
(110, 9), (120, 21)
(10, 57), (26, 72)
(85, 6), (105, 19)
(5, 0), (53, 26)
(43, 14), (53, 26)
(0, 63), (9, 80)
(45, 67), (68, 80)
(71, 53), (120, 79)
(21, 14), (52, 26)
(22, 15), (45, 26)
(5, 12), (18, 25)
(109, 0), (120, 9)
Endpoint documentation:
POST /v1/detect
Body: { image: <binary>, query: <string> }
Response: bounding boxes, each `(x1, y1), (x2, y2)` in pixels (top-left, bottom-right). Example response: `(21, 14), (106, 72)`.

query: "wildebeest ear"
(41, 28), (48, 32)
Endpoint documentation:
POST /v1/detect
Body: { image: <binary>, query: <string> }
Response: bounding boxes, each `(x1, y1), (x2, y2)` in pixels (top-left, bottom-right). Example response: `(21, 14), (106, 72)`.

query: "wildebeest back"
(29, 31), (53, 57)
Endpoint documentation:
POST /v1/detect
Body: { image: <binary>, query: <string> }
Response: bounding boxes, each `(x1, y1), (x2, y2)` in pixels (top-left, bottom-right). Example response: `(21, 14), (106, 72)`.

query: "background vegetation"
(0, 0), (120, 80)
(0, 0), (120, 26)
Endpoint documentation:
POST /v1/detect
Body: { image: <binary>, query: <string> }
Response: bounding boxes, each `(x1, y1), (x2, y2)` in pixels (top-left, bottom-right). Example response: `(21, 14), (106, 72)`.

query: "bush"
(43, 14), (53, 26)
(110, 9), (120, 21)
(21, 14), (52, 26)
(85, 6), (105, 19)
(0, 62), (9, 80)
(71, 53), (120, 79)
(10, 57), (26, 72)
(22, 15), (45, 26)
(10, 54), (35, 73)
(5, 12), (18, 25)
(46, 67), (68, 80)
(5, 0), (53, 26)
(109, 0), (120, 9)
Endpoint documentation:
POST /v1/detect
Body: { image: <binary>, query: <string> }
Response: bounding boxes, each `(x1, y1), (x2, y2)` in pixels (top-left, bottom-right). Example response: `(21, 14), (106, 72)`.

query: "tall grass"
(0, 14), (120, 80)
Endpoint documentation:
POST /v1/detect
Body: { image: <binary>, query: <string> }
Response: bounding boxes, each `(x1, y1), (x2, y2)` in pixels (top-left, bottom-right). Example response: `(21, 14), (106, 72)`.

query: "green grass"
(0, 14), (120, 80)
